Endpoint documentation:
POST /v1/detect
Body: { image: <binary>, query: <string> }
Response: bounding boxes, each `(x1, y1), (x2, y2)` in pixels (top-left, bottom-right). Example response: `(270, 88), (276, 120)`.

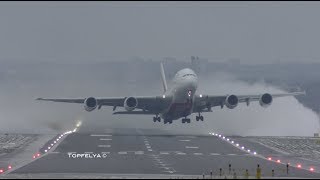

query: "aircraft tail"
(160, 62), (168, 93)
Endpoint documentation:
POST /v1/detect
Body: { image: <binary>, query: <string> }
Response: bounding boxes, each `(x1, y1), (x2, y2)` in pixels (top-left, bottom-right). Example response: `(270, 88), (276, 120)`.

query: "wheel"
(200, 116), (204, 121)
(187, 118), (191, 123)
(153, 117), (156, 122)
(169, 120), (173, 124)
(157, 117), (161, 122)
(182, 119), (186, 123)
(196, 116), (199, 121)
(164, 120), (167, 124)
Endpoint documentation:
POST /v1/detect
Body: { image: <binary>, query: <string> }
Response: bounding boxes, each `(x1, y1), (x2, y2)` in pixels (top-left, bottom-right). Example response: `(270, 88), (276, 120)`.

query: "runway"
(5, 128), (320, 178)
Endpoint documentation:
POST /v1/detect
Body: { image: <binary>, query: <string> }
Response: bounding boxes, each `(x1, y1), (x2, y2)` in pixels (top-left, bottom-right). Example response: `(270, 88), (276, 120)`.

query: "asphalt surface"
(6, 128), (320, 178)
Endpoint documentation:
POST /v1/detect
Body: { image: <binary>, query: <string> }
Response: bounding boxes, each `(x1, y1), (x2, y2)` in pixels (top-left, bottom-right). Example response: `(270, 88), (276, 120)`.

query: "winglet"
(160, 62), (168, 93)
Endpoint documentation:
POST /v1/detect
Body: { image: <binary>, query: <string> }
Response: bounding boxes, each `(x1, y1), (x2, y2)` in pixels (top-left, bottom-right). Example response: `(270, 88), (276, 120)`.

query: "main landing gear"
(182, 117), (191, 123)
(196, 112), (204, 121)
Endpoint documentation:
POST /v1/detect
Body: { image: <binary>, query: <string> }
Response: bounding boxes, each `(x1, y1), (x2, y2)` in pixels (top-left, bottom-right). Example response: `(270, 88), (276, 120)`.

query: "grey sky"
(0, 1), (320, 64)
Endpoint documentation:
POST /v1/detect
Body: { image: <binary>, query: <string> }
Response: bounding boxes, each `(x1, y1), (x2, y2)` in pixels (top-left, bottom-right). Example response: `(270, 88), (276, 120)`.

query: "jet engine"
(84, 97), (98, 112)
(225, 94), (238, 109)
(259, 93), (273, 107)
(124, 97), (138, 111)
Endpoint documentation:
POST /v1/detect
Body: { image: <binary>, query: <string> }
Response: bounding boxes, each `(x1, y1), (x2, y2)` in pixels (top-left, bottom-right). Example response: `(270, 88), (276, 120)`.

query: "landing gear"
(153, 115), (161, 122)
(182, 118), (191, 124)
(196, 112), (204, 122)
(196, 116), (204, 121)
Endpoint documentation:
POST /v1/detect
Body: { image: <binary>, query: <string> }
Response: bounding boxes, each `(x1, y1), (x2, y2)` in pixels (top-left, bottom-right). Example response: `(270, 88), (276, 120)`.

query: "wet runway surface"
(7, 129), (320, 178)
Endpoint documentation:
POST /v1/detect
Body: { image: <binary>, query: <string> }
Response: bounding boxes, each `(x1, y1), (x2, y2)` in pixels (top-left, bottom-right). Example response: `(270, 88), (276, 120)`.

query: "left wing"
(36, 95), (172, 114)
(193, 91), (306, 112)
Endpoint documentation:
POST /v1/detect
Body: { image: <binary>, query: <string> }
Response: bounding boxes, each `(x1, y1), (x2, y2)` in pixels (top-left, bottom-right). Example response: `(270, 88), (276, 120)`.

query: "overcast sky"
(1, 1), (320, 64)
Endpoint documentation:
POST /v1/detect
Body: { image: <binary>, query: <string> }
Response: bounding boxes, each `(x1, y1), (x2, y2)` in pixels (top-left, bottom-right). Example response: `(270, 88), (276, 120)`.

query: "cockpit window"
(182, 74), (196, 77)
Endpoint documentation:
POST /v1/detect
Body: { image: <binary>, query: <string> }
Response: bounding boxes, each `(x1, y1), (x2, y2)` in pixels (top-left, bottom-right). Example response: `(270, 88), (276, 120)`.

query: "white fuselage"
(160, 68), (198, 121)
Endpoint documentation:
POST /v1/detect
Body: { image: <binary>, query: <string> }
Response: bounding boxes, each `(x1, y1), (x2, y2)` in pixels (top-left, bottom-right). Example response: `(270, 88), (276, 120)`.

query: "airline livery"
(37, 63), (305, 124)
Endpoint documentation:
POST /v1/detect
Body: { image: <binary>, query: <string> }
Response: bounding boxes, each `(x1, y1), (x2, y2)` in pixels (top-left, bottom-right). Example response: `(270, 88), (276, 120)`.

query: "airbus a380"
(37, 63), (305, 124)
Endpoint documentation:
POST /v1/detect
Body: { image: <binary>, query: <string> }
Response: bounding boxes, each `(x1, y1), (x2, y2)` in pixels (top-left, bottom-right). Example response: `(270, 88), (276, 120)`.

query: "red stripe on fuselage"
(166, 101), (193, 118)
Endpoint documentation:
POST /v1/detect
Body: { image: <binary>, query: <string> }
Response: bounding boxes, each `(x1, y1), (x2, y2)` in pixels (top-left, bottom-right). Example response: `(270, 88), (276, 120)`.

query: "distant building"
(163, 57), (177, 63)
(191, 56), (208, 75)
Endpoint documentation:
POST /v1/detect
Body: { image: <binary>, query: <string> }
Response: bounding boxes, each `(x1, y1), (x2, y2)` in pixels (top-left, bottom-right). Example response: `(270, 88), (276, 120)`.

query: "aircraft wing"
(193, 91), (306, 112)
(36, 95), (172, 114)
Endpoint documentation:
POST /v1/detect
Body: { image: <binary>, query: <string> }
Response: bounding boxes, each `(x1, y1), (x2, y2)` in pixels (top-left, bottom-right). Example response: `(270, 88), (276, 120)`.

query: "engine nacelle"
(225, 94), (238, 109)
(124, 97), (138, 111)
(259, 93), (273, 107)
(84, 97), (97, 112)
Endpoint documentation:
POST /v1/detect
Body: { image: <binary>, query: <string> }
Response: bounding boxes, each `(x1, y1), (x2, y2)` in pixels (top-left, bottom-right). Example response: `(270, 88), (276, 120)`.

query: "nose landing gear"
(182, 118), (191, 123)
(153, 115), (161, 122)
(196, 112), (204, 121)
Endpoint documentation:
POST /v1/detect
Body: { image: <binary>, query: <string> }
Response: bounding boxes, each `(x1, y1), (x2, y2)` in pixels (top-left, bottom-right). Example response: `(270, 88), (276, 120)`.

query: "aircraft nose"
(184, 76), (198, 89)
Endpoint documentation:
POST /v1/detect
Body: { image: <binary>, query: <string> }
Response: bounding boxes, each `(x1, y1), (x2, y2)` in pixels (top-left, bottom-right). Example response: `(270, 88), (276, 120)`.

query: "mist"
(0, 63), (318, 137)
(0, 2), (320, 136)
(165, 72), (320, 136)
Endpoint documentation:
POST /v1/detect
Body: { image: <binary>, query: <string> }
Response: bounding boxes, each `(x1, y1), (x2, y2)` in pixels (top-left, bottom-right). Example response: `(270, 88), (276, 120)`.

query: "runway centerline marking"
(91, 134), (112, 137)
(179, 139), (191, 142)
(135, 151), (144, 155)
(185, 146), (199, 149)
(118, 152), (128, 155)
(210, 153), (220, 155)
(98, 145), (111, 148)
(99, 138), (112, 141)
(160, 152), (170, 155)
(194, 153), (203, 155)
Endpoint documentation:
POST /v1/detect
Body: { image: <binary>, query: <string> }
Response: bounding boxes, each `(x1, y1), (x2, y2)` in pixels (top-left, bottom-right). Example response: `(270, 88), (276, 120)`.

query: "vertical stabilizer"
(160, 62), (168, 93)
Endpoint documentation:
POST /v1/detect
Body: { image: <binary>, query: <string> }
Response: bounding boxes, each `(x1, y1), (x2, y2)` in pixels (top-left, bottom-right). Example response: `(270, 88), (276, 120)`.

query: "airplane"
(36, 63), (305, 124)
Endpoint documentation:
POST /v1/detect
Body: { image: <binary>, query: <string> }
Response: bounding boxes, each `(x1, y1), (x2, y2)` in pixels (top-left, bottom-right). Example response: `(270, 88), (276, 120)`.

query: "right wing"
(193, 91), (306, 112)
(36, 96), (172, 114)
